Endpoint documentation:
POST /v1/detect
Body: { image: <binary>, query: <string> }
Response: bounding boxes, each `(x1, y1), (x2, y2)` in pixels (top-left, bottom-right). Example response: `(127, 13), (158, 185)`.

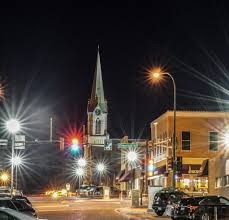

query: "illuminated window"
(182, 131), (190, 150)
(215, 177), (223, 187)
(95, 118), (101, 134)
(209, 132), (218, 151)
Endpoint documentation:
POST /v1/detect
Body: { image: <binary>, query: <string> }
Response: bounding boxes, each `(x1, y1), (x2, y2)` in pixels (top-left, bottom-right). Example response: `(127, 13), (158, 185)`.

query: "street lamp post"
(96, 163), (106, 186)
(151, 70), (177, 188)
(126, 150), (138, 190)
(75, 167), (84, 197)
(6, 119), (21, 197)
(11, 156), (22, 191)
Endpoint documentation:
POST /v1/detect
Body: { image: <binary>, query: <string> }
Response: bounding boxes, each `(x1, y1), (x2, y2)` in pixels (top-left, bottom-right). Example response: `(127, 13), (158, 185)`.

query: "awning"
(116, 170), (125, 180)
(153, 166), (166, 175)
(182, 164), (202, 174)
(118, 170), (133, 182)
(198, 159), (208, 177)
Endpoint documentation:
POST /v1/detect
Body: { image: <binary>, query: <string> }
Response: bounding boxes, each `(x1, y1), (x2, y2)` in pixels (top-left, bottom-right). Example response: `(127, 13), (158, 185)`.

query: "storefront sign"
(188, 170), (199, 174)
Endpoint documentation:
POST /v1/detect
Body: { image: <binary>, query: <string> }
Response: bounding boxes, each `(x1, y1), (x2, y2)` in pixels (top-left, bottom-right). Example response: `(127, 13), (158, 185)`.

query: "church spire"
(88, 46), (107, 112)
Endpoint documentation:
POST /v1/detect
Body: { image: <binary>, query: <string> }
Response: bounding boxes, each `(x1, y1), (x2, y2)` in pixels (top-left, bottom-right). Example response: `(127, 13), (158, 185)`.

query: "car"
(0, 194), (32, 207)
(13, 195), (32, 207)
(0, 198), (37, 218)
(0, 198), (17, 210)
(152, 188), (188, 216)
(0, 208), (38, 220)
(12, 199), (37, 218)
(78, 185), (96, 196)
(93, 186), (103, 197)
(172, 196), (204, 219)
(110, 187), (121, 198)
(194, 196), (229, 220)
(173, 196), (229, 220)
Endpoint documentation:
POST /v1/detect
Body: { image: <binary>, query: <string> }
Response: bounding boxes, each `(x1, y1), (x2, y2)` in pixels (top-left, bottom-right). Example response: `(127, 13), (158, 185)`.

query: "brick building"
(149, 111), (229, 194)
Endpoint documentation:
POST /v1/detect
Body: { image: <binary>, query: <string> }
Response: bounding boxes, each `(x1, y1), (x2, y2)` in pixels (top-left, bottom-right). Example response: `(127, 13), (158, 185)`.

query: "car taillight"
(188, 205), (199, 210)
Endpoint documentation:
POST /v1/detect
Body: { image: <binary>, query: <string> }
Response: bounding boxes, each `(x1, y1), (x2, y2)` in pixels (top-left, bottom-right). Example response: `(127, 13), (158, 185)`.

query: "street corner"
(115, 207), (170, 219)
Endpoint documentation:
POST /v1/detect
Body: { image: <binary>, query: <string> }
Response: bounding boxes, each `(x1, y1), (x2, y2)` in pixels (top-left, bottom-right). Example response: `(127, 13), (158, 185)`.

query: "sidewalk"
(116, 207), (170, 219)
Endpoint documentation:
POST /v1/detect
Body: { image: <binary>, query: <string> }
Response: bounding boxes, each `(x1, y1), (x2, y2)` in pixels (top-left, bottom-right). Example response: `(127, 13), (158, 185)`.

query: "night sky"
(0, 3), (229, 140)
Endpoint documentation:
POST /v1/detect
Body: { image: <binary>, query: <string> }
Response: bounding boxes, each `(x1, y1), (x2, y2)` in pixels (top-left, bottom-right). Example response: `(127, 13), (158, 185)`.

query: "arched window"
(95, 118), (101, 134)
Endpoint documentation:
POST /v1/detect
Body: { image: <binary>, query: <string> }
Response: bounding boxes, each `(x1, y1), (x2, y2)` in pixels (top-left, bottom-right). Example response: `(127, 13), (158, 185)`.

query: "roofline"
(151, 110), (229, 125)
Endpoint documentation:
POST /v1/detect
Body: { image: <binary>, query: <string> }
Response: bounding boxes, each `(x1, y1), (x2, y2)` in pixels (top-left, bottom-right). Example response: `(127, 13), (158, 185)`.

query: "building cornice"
(151, 110), (229, 125)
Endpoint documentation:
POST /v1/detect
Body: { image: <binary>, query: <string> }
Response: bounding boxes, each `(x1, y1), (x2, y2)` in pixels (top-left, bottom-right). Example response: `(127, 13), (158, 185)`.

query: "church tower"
(85, 47), (110, 184)
(87, 47), (108, 140)
(84, 48), (120, 185)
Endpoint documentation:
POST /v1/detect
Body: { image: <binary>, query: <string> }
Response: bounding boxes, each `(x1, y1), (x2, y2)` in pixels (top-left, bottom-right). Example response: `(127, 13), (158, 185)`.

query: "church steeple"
(88, 46), (107, 112)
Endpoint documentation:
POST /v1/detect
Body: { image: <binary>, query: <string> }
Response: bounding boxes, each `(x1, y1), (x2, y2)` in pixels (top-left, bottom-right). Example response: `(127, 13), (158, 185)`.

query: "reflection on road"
(30, 197), (170, 220)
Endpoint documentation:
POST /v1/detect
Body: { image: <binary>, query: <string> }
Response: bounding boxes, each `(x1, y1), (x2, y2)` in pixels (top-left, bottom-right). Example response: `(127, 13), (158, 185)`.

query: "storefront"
(176, 163), (208, 193)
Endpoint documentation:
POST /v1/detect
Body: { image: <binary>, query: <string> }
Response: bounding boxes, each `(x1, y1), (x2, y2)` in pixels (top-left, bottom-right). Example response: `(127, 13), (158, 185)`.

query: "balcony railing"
(154, 153), (167, 163)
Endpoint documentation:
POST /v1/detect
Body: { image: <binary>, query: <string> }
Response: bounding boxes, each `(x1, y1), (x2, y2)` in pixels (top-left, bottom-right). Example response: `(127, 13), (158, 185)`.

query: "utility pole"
(50, 117), (53, 142)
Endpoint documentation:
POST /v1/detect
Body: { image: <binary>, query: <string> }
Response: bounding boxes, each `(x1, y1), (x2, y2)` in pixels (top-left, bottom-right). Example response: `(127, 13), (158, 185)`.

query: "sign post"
(15, 135), (25, 149)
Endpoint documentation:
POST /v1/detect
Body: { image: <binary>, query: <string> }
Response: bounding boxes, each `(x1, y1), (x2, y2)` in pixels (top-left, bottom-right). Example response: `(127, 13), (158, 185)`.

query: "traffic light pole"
(144, 141), (149, 194)
(10, 135), (15, 197)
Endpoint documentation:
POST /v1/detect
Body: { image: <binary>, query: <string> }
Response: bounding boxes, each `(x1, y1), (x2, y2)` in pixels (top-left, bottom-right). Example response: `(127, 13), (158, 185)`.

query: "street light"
(96, 162), (106, 186)
(126, 151), (138, 163)
(77, 158), (87, 168)
(6, 118), (21, 196)
(150, 68), (177, 188)
(11, 156), (22, 166)
(75, 167), (85, 197)
(0, 173), (9, 185)
(6, 119), (21, 134)
(11, 156), (22, 191)
(126, 149), (139, 190)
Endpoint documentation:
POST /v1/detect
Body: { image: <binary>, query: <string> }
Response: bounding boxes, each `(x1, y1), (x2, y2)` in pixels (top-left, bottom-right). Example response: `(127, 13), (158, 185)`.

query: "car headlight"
(52, 192), (58, 198)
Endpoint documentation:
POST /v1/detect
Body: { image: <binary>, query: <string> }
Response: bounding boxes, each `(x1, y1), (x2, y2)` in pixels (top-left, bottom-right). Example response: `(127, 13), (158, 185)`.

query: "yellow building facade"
(149, 111), (229, 195)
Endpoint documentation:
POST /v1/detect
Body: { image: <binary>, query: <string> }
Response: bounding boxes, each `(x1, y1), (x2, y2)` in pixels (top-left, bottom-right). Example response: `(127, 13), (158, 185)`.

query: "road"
(30, 197), (170, 220)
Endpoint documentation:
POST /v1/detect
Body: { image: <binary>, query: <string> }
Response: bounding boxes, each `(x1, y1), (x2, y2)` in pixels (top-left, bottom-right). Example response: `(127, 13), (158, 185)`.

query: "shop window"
(209, 131), (218, 151)
(181, 131), (190, 150)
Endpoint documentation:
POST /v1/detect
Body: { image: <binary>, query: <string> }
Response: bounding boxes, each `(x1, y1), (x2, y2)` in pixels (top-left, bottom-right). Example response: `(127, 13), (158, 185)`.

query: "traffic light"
(147, 159), (155, 176)
(70, 138), (80, 153)
(167, 157), (173, 171)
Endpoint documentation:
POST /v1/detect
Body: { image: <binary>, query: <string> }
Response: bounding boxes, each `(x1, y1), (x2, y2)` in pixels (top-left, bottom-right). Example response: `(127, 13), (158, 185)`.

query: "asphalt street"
(30, 197), (170, 220)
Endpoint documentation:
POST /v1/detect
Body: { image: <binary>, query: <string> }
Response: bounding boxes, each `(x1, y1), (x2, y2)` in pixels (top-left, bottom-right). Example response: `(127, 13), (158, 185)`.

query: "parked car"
(13, 195), (32, 207)
(194, 196), (229, 220)
(173, 196), (229, 220)
(78, 185), (96, 196)
(172, 196), (204, 219)
(0, 198), (37, 218)
(152, 188), (188, 216)
(12, 199), (37, 218)
(0, 194), (32, 207)
(0, 208), (38, 220)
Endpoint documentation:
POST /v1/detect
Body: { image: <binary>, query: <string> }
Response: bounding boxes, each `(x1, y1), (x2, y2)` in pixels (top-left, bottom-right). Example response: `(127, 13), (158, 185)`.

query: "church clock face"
(95, 109), (101, 116)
